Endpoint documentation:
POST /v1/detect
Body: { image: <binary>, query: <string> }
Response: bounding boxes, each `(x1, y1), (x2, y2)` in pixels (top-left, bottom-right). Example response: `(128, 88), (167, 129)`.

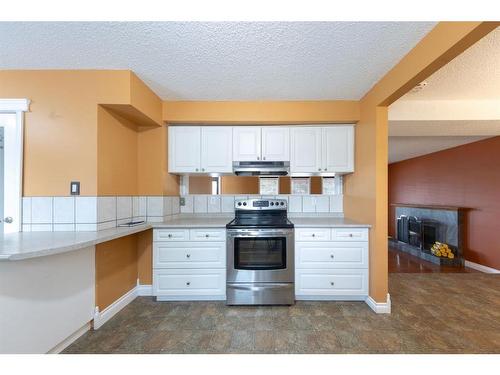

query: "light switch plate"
(70, 181), (80, 195)
(180, 197), (185, 206)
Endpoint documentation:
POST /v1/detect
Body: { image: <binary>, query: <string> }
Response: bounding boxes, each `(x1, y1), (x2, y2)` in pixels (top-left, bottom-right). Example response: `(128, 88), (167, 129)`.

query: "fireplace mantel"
(390, 203), (467, 211)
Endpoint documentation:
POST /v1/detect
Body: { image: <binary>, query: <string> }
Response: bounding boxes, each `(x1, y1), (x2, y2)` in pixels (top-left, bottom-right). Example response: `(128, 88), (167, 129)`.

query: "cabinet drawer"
(331, 228), (368, 241)
(295, 228), (331, 241)
(153, 269), (226, 297)
(296, 242), (368, 269)
(190, 228), (226, 241)
(153, 242), (225, 268)
(154, 229), (189, 242)
(295, 269), (368, 296)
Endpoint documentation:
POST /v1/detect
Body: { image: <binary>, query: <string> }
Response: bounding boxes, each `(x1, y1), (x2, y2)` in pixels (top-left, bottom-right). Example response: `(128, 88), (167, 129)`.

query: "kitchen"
(1, 20), (495, 357)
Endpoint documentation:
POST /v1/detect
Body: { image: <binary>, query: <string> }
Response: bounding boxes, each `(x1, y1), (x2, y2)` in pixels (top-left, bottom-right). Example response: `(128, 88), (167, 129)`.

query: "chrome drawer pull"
(349, 233), (353, 237)
(167, 234), (172, 238)
(330, 254), (334, 259)
(330, 282), (335, 286)
(186, 254), (191, 258)
(186, 282), (191, 286)
(312, 233), (315, 237)
(205, 234), (209, 238)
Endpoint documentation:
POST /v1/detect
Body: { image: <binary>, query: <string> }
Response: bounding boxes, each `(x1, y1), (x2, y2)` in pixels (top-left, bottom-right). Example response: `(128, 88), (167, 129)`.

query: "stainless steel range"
(226, 198), (295, 305)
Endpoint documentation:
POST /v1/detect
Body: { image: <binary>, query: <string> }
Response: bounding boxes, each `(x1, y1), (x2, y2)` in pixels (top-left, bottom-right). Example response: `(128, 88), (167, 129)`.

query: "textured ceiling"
(401, 27), (500, 100)
(389, 136), (489, 163)
(0, 22), (435, 100)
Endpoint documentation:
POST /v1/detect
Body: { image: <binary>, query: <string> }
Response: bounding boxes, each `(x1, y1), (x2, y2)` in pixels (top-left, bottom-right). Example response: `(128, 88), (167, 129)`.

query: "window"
(259, 177), (279, 195)
(291, 178), (310, 195)
(322, 177), (336, 195)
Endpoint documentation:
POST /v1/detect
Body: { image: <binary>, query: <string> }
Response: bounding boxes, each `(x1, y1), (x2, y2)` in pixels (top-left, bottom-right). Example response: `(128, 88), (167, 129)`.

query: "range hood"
(233, 161), (290, 176)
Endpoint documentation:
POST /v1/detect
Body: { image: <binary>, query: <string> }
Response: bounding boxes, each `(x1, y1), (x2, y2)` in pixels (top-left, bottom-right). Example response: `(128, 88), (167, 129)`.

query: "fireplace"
(391, 204), (465, 266)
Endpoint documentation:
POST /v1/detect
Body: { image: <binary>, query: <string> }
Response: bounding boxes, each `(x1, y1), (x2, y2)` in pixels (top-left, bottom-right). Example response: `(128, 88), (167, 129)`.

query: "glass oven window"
(234, 237), (286, 270)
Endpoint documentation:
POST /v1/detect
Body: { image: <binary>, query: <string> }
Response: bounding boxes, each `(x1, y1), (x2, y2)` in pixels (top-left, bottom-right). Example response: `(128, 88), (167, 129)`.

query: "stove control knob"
(280, 202), (285, 206)
(243, 202), (247, 206)
(270, 202), (274, 206)
(237, 202), (242, 206)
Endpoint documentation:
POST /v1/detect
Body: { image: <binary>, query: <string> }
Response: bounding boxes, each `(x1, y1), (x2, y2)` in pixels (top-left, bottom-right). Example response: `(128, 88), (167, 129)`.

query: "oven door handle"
(228, 232), (293, 238)
(229, 283), (292, 292)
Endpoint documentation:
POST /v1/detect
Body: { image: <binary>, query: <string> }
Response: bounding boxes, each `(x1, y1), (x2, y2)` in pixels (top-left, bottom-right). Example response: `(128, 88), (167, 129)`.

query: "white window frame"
(291, 177), (311, 195)
(0, 99), (30, 233)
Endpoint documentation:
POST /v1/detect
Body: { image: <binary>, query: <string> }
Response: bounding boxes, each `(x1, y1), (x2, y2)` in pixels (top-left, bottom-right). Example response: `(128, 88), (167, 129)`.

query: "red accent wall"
(388, 136), (500, 270)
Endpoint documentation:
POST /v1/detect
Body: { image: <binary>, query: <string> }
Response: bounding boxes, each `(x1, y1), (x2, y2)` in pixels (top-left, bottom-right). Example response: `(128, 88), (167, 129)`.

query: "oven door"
(227, 228), (294, 283)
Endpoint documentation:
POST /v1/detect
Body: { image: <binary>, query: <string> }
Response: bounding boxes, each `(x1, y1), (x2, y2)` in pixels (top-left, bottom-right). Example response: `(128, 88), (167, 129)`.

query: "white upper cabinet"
(322, 126), (354, 173)
(261, 127), (290, 161)
(168, 126), (201, 173)
(290, 127), (322, 173)
(201, 127), (233, 173)
(291, 125), (354, 174)
(233, 127), (262, 161)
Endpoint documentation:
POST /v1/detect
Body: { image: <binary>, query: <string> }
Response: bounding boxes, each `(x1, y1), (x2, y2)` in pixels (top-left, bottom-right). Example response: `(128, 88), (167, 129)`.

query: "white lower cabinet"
(295, 227), (369, 301)
(153, 228), (226, 301)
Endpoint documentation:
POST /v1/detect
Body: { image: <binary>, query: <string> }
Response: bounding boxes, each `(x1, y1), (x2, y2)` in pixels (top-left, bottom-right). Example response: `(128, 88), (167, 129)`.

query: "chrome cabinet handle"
(186, 254), (191, 258)
(201, 168), (205, 171)
(186, 282), (191, 286)
(318, 168), (321, 171)
(330, 254), (334, 259)
(195, 168), (199, 172)
(167, 234), (172, 238)
(4, 217), (13, 224)
(312, 233), (315, 237)
(263, 156), (266, 160)
(205, 234), (209, 238)
(330, 282), (334, 286)
(257, 156), (260, 160)
(349, 233), (353, 237)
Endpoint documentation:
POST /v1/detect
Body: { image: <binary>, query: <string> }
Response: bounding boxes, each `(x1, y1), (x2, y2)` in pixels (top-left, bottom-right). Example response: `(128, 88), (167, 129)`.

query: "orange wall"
(0, 70), (130, 196)
(389, 137), (500, 270)
(163, 100), (359, 124)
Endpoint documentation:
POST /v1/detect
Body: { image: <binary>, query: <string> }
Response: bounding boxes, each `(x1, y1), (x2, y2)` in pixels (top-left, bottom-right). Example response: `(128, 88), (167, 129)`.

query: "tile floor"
(63, 273), (500, 354)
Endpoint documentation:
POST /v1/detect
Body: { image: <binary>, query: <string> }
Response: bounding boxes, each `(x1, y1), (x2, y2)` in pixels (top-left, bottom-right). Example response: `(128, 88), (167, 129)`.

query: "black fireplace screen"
(397, 215), (438, 251)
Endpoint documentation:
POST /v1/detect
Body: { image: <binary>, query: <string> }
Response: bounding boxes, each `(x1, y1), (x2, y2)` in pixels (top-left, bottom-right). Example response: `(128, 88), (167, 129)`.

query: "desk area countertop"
(0, 215), (370, 261)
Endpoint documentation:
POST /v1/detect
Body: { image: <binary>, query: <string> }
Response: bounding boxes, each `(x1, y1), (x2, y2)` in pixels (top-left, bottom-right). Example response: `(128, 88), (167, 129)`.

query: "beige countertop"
(0, 215), (370, 261)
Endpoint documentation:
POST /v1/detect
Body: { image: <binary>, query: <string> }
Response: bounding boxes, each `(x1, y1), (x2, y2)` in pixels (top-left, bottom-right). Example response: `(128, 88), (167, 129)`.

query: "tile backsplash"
(180, 194), (344, 214)
(22, 196), (180, 232)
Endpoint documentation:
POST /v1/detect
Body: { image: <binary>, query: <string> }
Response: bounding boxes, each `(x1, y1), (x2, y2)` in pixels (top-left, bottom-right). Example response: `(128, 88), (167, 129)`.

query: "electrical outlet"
(70, 181), (80, 195)
(180, 197), (185, 206)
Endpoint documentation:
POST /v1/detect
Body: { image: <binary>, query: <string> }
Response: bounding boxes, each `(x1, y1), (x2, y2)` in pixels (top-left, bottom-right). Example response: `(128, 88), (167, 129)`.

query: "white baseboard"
(47, 322), (91, 354)
(365, 293), (391, 314)
(137, 284), (153, 296)
(296, 295), (366, 301)
(93, 286), (138, 329)
(465, 260), (500, 274)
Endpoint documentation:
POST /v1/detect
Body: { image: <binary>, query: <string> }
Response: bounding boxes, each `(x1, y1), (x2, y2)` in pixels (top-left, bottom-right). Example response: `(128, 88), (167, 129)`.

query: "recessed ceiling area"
(389, 27), (500, 164)
(0, 22), (435, 100)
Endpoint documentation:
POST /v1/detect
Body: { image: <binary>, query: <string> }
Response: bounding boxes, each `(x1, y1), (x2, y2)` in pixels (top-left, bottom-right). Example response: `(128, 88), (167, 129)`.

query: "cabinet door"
(201, 127), (233, 173)
(322, 126), (354, 173)
(168, 126), (201, 173)
(261, 127), (290, 161)
(290, 127), (322, 173)
(233, 127), (261, 161)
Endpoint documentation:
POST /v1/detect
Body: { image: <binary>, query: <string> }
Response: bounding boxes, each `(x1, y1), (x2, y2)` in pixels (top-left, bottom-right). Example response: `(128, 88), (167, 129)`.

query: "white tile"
(54, 223), (75, 231)
(330, 195), (344, 213)
(76, 223), (98, 231)
(31, 197), (53, 224)
(22, 224), (31, 232)
(163, 196), (173, 216)
(53, 197), (75, 223)
(207, 196), (221, 213)
(289, 196), (302, 213)
(221, 196), (235, 213)
(98, 197), (116, 223)
(22, 197), (32, 224)
(133, 196), (147, 218)
(315, 196), (330, 213)
(75, 197), (97, 223)
(147, 196), (164, 217)
(31, 224), (53, 232)
(98, 221), (116, 230)
(117, 196), (132, 220)
(180, 196), (193, 213)
(172, 197), (180, 214)
(302, 196), (316, 213)
(194, 195), (208, 213)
